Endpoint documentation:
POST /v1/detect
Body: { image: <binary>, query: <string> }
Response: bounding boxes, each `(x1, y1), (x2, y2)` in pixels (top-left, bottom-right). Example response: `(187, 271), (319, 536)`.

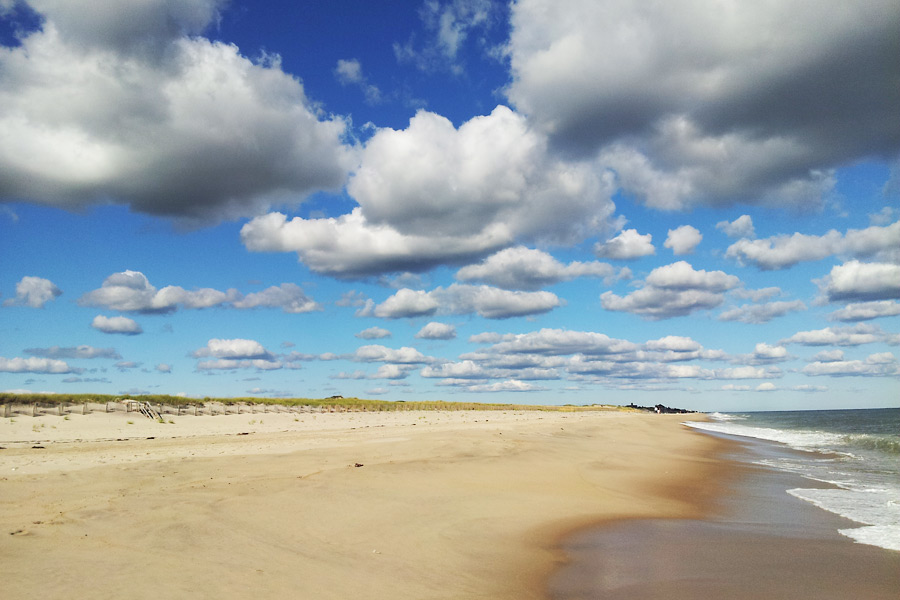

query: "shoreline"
(1, 409), (722, 599)
(547, 430), (900, 599)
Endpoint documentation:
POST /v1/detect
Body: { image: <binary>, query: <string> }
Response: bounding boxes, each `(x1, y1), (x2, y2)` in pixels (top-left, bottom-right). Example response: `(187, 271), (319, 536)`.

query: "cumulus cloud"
(716, 215), (756, 239)
(193, 338), (274, 360)
(79, 270), (325, 315)
(456, 246), (616, 290)
(505, 0), (900, 210)
(79, 270), (235, 314)
(593, 229), (654, 260)
(91, 315), (143, 335)
(750, 343), (790, 364)
(2, 276), (61, 308)
(817, 261), (900, 302)
(0, 0), (352, 222)
(802, 353), (898, 377)
(601, 261), (740, 319)
(242, 106), (616, 277)
(663, 225), (702, 255)
(829, 300), (900, 322)
(812, 349), (844, 362)
(718, 300), (806, 324)
(726, 221), (900, 270)
(416, 322), (457, 340)
(25, 345), (121, 360)
(365, 284), (561, 319)
(0, 356), (76, 374)
(156, 363), (172, 373)
(355, 327), (392, 340)
(231, 283), (322, 314)
(349, 345), (432, 365)
(485, 328), (637, 357)
(781, 324), (900, 347)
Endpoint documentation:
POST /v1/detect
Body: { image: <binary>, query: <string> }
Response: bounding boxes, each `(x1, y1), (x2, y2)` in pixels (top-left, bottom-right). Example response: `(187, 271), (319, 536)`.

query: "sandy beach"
(1, 408), (724, 599)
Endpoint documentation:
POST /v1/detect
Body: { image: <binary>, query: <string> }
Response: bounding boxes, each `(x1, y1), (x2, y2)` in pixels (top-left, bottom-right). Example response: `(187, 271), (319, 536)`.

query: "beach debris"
(354, 463), (364, 468)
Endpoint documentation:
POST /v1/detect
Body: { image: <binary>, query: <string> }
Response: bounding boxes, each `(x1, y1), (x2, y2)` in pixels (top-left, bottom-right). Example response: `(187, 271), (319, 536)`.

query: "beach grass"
(0, 391), (626, 414)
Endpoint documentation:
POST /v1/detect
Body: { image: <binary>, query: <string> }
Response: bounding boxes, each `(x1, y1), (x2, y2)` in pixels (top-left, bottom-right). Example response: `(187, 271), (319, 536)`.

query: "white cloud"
(350, 345), (432, 364)
(25, 345), (121, 360)
(231, 283), (322, 314)
(802, 353), (899, 377)
(812, 349), (844, 362)
(644, 336), (702, 353)
(726, 221), (900, 270)
(664, 225), (702, 255)
(750, 343), (790, 364)
(242, 106), (616, 277)
(2, 276), (62, 308)
(421, 360), (487, 379)
(818, 261), (900, 302)
(0, 356), (76, 374)
(196, 358), (282, 371)
(355, 327), (392, 340)
(829, 300), (900, 322)
(193, 338), (273, 360)
(644, 261), (740, 292)
(456, 246), (616, 290)
(505, 0), (900, 210)
(80, 270), (327, 315)
(486, 328), (637, 356)
(601, 261), (740, 319)
(416, 322), (457, 340)
(462, 380), (546, 393)
(718, 300), (806, 324)
(372, 364), (411, 380)
(156, 363), (172, 373)
(594, 229), (655, 260)
(334, 58), (382, 104)
(394, 0), (496, 74)
(716, 215), (755, 239)
(781, 324), (900, 347)
(756, 383), (777, 392)
(79, 270), (235, 314)
(91, 315), (143, 335)
(0, 0), (352, 222)
(368, 284), (561, 319)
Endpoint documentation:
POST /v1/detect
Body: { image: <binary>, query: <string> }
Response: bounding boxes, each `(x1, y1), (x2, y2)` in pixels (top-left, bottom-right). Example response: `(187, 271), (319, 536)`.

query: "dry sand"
(0, 409), (723, 599)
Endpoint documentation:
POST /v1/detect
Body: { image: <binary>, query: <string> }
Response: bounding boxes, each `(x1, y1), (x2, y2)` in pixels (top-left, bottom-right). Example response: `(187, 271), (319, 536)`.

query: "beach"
(1, 408), (724, 599)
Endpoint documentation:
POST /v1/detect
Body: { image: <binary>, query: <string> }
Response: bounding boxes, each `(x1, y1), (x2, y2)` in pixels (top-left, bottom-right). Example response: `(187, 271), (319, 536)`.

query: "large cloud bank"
(505, 0), (900, 210)
(0, 0), (352, 221)
(242, 106), (615, 276)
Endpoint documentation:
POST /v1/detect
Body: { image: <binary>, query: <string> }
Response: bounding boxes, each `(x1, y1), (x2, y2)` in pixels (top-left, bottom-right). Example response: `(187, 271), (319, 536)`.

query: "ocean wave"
(841, 433), (900, 456)
(788, 487), (900, 552)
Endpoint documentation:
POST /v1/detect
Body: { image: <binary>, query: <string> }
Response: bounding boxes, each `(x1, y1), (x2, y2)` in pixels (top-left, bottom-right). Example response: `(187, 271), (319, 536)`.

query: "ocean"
(687, 408), (900, 552)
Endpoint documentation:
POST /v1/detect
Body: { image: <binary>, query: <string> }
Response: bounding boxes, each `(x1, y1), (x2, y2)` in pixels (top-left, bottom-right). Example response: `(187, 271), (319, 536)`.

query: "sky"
(1, 0), (899, 412)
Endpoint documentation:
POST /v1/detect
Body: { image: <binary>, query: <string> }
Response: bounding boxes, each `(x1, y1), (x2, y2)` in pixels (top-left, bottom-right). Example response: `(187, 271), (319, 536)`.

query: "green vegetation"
(0, 392), (626, 413)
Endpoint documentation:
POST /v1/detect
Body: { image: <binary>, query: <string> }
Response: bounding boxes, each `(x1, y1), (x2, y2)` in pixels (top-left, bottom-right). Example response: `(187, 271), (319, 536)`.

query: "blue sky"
(1, 0), (898, 412)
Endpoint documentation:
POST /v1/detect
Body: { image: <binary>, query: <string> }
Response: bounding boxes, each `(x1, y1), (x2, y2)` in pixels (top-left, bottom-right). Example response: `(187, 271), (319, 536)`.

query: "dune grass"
(0, 392), (624, 413)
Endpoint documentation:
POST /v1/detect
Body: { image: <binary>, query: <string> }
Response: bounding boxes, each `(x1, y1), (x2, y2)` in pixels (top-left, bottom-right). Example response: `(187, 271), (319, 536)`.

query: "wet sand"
(1, 409), (723, 599)
(547, 434), (900, 599)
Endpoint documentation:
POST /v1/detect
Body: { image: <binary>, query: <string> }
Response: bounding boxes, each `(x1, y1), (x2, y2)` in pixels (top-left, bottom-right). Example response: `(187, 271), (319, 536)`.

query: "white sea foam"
(691, 409), (900, 552)
(685, 420), (846, 453)
(839, 525), (900, 552)
(788, 487), (900, 551)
